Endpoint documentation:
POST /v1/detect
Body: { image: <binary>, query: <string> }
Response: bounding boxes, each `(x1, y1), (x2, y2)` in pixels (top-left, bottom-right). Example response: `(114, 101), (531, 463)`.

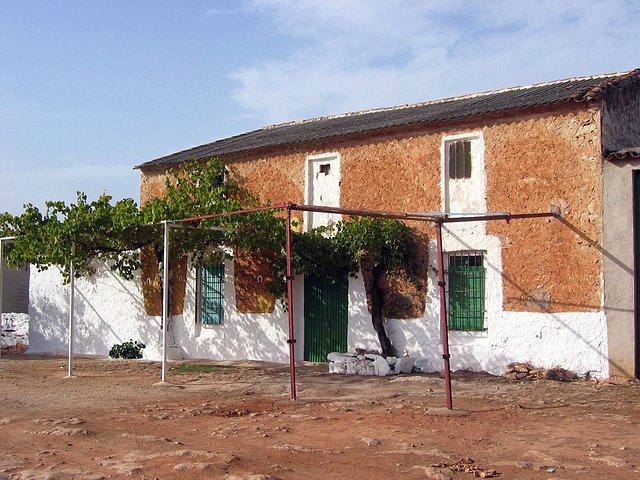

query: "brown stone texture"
(228, 134), (440, 317)
(170, 256), (188, 316)
(233, 253), (276, 314)
(139, 245), (188, 317)
(140, 245), (162, 317)
(139, 167), (167, 205)
(138, 167), (188, 316)
(139, 103), (604, 318)
(485, 106), (602, 312)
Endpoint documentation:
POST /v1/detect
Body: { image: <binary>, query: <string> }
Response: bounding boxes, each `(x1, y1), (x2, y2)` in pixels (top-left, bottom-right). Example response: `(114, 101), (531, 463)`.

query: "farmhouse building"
(28, 69), (640, 380)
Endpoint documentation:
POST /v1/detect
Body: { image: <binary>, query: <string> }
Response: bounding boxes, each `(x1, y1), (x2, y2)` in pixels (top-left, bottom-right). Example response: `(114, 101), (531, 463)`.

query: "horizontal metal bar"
(290, 203), (413, 221)
(440, 212), (556, 223)
(161, 202), (556, 226)
(408, 211), (510, 218)
(177, 203), (289, 223)
(290, 204), (556, 224)
(0, 236), (16, 242)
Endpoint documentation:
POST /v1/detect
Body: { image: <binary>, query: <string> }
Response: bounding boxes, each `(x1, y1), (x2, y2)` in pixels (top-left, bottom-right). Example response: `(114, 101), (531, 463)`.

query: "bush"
(108, 339), (146, 359)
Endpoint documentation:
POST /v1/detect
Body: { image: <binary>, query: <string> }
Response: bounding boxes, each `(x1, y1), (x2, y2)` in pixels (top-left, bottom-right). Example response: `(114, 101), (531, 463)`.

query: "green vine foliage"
(0, 194), (147, 280)
(266, 217), (419, 300)
(0, 158), (285, 282)
(0, 158), (418, 302)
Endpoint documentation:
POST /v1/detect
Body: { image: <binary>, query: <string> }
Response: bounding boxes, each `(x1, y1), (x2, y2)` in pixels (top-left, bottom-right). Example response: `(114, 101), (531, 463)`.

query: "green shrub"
(108, 339), (146, 359)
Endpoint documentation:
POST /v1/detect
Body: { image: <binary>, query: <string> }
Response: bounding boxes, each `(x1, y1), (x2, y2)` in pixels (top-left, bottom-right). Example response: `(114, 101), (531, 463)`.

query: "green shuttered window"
(446, 253), (485, 331)
(198, 263), (225, 325)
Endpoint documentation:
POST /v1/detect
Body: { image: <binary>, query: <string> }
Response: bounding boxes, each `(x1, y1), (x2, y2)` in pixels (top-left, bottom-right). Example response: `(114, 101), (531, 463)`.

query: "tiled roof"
(138, 69), (640, 169)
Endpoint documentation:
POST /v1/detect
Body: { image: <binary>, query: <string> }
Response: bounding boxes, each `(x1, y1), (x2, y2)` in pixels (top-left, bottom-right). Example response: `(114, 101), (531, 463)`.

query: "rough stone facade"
(140, 103), (604, 319)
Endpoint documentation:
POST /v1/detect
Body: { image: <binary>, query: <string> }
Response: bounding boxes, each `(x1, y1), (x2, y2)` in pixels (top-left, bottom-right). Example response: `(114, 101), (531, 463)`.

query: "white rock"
(1, 313), (30, 352)
(329, 362), (347, 374)
(364, 353), (381, 361)
(361, 361), (376, 376)
(0, 336), (17, 347)
(413, 358), (437, 373)
(327, 352), (357, 364)
(327, 352), (346, 363)
(373, 356), (393, 376)
(395, 356), (415, 374)
(346, 361), (359, 375)
(386, 356), (397, 366)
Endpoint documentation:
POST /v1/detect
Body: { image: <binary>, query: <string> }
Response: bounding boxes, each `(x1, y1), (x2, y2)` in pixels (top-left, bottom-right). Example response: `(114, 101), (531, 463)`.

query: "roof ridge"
(137, 68), (640, 169)
(263, 69), (636, 130)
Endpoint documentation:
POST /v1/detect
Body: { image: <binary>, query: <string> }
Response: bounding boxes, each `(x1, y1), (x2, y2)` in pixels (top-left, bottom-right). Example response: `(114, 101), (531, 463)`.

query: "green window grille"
(199, 263), (225, 325)
(446, 253), (485, 331)
(449, 140), (472, 179)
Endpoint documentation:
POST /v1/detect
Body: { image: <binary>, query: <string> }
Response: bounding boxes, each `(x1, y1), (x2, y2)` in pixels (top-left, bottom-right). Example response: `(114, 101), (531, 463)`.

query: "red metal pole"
(436, 220), (453, 410)
(285, 204), (297, 401)
(178, 203), (288, 223)
(440, 212), (555, 223)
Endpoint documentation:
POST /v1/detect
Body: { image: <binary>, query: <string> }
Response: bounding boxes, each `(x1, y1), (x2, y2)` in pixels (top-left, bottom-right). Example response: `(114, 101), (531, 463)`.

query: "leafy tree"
(0, 194), (147, 279)
(1, 158), (418, 356)
(283, 217), (418, 357)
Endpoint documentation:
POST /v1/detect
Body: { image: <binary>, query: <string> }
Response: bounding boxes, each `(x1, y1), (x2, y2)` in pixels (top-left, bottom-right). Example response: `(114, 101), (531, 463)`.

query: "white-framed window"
(304, 152), (341, 231)
(441, 132), (486, 213)
(445, 251), (486, 331)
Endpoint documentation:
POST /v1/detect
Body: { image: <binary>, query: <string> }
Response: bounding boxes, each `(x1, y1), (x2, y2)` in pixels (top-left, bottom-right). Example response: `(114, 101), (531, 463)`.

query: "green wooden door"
(304, 272), (348, 362)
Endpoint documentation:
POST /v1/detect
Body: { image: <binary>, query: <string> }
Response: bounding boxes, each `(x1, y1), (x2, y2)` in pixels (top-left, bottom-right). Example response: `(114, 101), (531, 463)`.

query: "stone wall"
(1, 312), (29, 354)
(133, 102), (609, 376)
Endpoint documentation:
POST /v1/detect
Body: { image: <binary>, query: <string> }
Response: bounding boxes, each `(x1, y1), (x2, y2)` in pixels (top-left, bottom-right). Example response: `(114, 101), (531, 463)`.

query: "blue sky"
(1, 0), (639, 215)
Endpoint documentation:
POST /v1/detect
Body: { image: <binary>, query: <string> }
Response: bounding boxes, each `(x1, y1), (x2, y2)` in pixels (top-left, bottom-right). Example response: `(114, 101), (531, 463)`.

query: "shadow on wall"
(29, 265), (158, 357)
(173, 263), (296, 364)
(444, 220), (614, 376)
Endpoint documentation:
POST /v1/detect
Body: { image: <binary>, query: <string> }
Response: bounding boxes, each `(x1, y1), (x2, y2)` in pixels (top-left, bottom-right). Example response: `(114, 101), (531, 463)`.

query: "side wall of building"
(602, 158), (640, 379)
(601, 79), (640, 379)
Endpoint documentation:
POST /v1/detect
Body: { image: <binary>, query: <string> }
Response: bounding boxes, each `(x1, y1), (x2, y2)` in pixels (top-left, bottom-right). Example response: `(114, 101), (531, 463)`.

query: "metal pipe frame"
(163, 203), (556, 408)
(435, 221), (453, 409)
(66, 242), (76, 378)
(285, 204), (297, 400)
(161, 220), (170, 383)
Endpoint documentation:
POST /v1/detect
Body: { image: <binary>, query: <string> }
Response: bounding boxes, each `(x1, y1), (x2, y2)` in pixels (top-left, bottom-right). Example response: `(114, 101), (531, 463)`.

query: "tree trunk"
(370, 264), (394, 357)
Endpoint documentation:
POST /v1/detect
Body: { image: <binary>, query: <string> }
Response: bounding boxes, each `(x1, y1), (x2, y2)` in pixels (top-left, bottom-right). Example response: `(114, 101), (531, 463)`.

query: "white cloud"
(231, 0), (640, 123)
(203, 6), (242, 22)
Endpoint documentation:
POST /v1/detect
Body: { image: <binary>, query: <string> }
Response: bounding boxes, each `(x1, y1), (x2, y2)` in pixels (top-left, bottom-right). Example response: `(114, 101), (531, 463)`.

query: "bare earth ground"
(0, 355), (639, 480)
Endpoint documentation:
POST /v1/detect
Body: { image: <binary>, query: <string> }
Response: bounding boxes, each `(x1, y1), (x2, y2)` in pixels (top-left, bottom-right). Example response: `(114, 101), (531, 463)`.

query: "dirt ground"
(0, 355), (639, 480)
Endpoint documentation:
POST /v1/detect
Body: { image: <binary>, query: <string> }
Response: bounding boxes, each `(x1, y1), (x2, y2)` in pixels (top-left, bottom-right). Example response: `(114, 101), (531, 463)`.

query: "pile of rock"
(1, 313), (30, 354)
(327, 352), (416, 376)
(504, 362), (577, 382)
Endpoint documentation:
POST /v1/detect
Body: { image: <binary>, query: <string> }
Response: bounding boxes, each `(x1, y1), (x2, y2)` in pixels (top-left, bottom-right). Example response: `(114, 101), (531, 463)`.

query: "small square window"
(449, 140), (472, 179)
(319, 164), (331, 175)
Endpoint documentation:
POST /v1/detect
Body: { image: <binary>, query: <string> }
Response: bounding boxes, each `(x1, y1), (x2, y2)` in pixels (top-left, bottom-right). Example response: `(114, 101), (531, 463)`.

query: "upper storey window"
(305, 153), (341, 231)
(448, 140), (472, 179)
(442, 133), (485, 213)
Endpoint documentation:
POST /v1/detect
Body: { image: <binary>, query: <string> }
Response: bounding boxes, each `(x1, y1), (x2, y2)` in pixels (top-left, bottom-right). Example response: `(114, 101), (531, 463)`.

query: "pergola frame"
(160, 202), (555, 409)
